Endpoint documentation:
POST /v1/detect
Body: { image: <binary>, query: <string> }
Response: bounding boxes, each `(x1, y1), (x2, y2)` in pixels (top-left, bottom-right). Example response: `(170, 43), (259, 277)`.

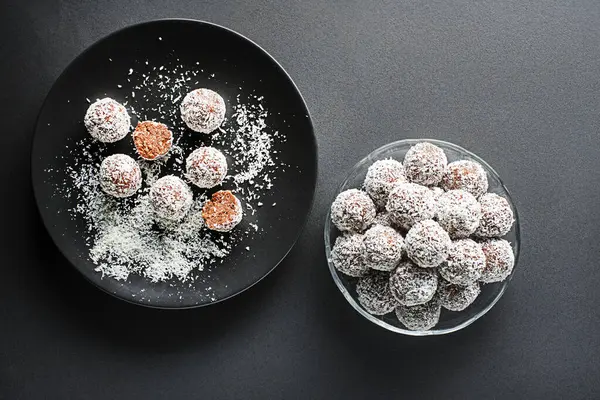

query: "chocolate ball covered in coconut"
(180, 88), (226, 133)
(405, 220), (451, 268)
(386, 183), (436, 230)
(363, 159), (406, 208)
(403, 142), (448, 186)
(331, 189), (376, 233)
(202, 190), (243, 232)
(186, 147), (228, 189)
(150, 175), (193, 221)
(84, 98), (130, 143)
(363, 224), (404, 271)
(132, 121), (173, 160)
(480, 239), (515, 283)
(356, 271), (397, 315)
(395, 295), (441, 331)
(438, 280), (481, 311)
(99, 154), (142, 198)
(331, 233), (368, 277)
(389, 260), (438, 306)
(475, 193), (514, 238)
(437, 189), (481, 238)
(441, 160), (488, 198)
(439, 239), (486, 285)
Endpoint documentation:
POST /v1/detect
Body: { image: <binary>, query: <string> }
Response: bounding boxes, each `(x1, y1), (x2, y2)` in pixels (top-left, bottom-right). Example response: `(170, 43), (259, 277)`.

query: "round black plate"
(31, 19), (317, 308)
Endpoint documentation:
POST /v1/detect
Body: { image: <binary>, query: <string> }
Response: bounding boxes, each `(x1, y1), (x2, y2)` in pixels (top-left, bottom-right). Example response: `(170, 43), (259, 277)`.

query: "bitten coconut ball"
(405, 220), (451, 268)
(475, 193), (514, 238)
(202, 190), (243, 232)
(356, 271), (397, 315)
(363, 159), (406, 208)
(441, 160), (488, 198)
(389, 261), (438, 306)
(437, 190), (481, 238)
(149, 175), (193, 221)
(132, 121), (173, 160)
(439, 239), (486, 285)
(180, 88), (226, 133)
(438, 280), (481, 311)
(331, 233), (368, 277)
(395, 296), (441, 331)
(480, 239), (515, 283)
(403, 142), (448, 186)
(99, 154), (142, 198)
(386, 183), (436, 229)
(186, 147), (228, 189)
(84, 98), (130, 143)
(331, 189), (376, 233)
(363, 224), (404, 271)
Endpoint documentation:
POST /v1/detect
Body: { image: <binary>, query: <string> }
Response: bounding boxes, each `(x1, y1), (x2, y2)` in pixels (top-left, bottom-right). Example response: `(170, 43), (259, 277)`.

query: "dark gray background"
(1, 0), (599, 399)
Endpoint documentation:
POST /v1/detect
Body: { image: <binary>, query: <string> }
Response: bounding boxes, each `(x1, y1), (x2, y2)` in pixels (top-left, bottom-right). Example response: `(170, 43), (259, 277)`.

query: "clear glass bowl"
(324, 139), (521, 336)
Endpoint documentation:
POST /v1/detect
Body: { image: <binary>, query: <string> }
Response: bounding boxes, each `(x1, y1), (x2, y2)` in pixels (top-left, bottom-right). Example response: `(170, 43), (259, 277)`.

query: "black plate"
(31, 19), (317, 308)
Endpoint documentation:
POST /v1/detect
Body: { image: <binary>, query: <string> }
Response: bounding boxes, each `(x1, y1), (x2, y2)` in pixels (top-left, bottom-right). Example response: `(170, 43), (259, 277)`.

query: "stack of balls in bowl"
(84, 89), (242, 232)
(330, 142), (515, 331)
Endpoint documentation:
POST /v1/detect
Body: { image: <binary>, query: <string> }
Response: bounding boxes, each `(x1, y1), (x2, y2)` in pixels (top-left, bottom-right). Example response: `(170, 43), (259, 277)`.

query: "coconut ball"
(331, 189), (376, 233)
(99, 154), (142, 198)
(437, 190), (481, 238)
(186, 147), (228, 189)
(363, 159), (406, 208)
(480, 239), (515, 283)
(372, 211), (393, 228)
(149, 175), (193, 221)
(439, 239), (486, 285)
(356, 271), (397, 315)
(386, 183), (436, 229)
(403, 142), (448, 185)
(475, 193), (514, 238)
(389, 260), (438, 306)
(438, 280), (481, 311)
(363, 224), (404, 271)
(405, 220), (451, 268)
(202, 190), (243, 232)
(132, 121), (173, 160)
(441, 160), (488, 198)
(84, 98), (130, 143)
(180, 88), (226, 133)
(395, 296), (441, 331)
(331, 233), (368, 277)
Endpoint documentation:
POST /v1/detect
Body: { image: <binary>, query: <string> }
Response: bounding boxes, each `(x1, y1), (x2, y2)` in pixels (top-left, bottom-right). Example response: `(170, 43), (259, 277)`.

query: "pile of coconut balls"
(84, 89), (242, 231)
(330, 142), (515, 331)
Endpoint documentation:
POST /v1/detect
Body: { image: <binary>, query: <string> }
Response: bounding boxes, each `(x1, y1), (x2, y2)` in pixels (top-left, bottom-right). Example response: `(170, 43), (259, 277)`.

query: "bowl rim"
(324, 138), (521, 336)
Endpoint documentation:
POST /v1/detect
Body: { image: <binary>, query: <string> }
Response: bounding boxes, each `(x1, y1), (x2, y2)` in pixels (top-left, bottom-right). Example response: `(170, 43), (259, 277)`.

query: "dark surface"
(32, 19), (317, 308)
(1, 0), (599, 398)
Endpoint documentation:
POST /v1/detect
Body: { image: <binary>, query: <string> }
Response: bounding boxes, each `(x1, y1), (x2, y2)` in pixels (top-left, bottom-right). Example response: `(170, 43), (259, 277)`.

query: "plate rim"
(30, 18), (318, 309)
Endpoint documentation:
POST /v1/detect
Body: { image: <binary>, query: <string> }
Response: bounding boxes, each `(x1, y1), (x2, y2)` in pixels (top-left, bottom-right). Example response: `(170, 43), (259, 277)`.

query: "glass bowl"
(324, 139), (521, 336)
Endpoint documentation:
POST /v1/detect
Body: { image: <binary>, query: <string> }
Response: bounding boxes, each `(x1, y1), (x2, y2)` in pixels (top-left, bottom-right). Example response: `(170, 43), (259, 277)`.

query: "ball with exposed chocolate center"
(331, 233), (368, 277)
(363, 159), (406, 208)
(475, 193), (514, 238)
(150, 175), (193, 221)
(363, 224), (404, 271)
(438, 280), (481, 311)
(386, 183), (436, 229)
(180, 88), (226, 133)
(99, 154), (142, 198)
(132, 121), (173, 160)
(389, 260), (438, 306)
(356, 271), (397, 315)
(186, 147), (228, 189)
(395, 295), (441, 331)
(405, 220), (451, 268)
(84, 98), (130, 143)
(403, 142), (447, 185)
(439, 239), (486, 285)
(441, 160), (488, 198)
(437, 189), (481, 238)
(202, 190), (243, 232)
(331, 189), (376, 233)
(480, 239), (515, 283)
